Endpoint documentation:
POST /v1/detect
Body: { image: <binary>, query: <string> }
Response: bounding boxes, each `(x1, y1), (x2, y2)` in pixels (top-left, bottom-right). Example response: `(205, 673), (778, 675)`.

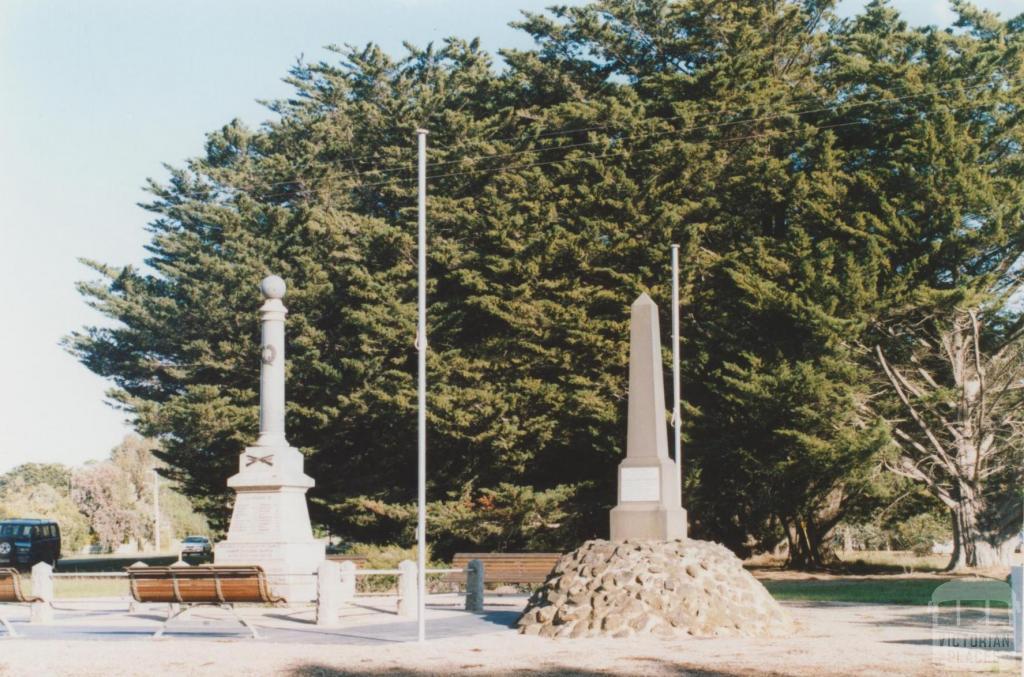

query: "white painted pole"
(415, 128), (429, 643)
(671, 244), (682, 504)
(153, 469), (161, 553)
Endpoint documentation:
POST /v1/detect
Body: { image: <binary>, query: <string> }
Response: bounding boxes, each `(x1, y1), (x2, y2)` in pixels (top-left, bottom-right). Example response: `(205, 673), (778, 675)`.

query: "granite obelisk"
(609, 293), (687, 541)
(215, 275), (325, 601)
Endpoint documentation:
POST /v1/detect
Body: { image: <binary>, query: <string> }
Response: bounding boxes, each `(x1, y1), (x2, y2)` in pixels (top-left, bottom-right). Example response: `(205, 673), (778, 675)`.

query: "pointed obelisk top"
(610, 291), (686, 541)
(633, 292), (656, 307)
(627, 292), (670, 460)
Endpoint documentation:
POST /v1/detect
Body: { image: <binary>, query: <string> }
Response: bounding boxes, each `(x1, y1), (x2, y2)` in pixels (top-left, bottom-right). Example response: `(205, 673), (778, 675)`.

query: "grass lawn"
(41, 553), (209, 598)
(763, 577), (1009, 607)
(53, 577), (130, 598)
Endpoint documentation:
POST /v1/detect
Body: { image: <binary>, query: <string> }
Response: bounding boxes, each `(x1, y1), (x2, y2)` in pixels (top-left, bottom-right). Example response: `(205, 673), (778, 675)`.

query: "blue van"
(0, 519), (62, 569)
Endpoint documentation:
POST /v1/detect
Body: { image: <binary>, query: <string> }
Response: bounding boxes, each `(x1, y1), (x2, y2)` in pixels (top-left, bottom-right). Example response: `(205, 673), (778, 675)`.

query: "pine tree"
(65, 1), (1023, 567)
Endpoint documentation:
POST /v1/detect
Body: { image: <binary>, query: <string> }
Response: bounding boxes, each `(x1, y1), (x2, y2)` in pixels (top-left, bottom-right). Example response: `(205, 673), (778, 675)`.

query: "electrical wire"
(231, 96), (1012, 204)
(240, 70), (1019, 192)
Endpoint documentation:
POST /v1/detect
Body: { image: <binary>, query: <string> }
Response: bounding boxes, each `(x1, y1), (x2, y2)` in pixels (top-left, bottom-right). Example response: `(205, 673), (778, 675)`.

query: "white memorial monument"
(215, 275), (325, 601)
(609, 293), (687, 541)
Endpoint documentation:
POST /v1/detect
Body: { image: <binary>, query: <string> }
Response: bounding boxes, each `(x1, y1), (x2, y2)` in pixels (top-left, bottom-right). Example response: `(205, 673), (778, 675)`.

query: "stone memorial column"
(609, 293), (687, 541)
(215, 275), (325, 602)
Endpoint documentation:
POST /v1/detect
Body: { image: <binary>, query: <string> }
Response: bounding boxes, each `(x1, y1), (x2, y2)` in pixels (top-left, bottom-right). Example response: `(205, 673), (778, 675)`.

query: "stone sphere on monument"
(261, 275), (287, 299)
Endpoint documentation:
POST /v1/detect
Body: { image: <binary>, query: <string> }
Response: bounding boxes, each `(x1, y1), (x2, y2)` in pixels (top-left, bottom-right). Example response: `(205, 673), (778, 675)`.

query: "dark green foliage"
(66, 1), (1023, 565)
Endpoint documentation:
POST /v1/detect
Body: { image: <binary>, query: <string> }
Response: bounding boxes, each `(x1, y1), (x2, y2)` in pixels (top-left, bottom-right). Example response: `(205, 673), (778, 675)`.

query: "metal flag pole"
(153, 469), (161, 553)
(415, 128), (429, 643)
(671, 244), (682, 503)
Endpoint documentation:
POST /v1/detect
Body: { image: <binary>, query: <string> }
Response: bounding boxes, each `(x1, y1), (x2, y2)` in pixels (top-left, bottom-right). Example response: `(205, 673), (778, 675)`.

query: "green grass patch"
(763, 577), (1006, 607)
(53, 578), (130, 598)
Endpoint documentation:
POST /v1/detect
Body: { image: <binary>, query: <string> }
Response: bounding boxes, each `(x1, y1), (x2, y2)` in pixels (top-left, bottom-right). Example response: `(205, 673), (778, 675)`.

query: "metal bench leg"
(222, 604), (260, 639)
(154, 604), (192, 639)
(0, 612), (17, 638)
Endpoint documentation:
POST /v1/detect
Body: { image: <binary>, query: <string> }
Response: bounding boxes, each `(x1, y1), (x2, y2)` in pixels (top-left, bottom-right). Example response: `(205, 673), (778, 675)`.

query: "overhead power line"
(239, 71), (1018, 192)
(232, 95), (1012, 204)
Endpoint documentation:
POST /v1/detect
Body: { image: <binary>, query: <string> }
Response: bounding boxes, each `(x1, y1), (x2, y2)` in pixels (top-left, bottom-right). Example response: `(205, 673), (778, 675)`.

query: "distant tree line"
(0, 436), (209, 554)
(66, 0), (1022, 568)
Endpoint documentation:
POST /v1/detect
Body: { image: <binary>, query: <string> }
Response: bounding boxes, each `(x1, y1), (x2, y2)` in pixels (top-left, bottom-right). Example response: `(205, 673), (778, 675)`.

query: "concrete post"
(339, 561), (356, 603)
(30, 562), (53, 624)
(464, 559), (484, 613)
(127, 561), (148, 613)
(316, 560), (341, 627)
(256, 275), (288, 448)
(1012, 565), (1022, 653)
(397, 560), (417, 618)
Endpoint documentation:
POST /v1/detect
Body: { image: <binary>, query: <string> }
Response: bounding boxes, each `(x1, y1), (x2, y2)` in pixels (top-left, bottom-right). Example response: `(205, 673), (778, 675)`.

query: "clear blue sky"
(1, 0), (1021, 473)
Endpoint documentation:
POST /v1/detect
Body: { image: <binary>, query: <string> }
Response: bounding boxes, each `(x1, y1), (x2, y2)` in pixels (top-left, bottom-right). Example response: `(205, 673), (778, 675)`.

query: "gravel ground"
(0, 596), (1018, 676)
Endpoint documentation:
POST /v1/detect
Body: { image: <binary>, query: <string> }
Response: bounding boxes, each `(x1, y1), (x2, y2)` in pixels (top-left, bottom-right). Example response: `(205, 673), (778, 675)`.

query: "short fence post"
(397, 560), (417, 618)
(30, 562), (54, 624)
(127, 561), (148, 612)
(1012, 565), (1022, 654)
(316, 560), (341, 627)
(465, 559), (484, 613)
(339, 561), (356, 603)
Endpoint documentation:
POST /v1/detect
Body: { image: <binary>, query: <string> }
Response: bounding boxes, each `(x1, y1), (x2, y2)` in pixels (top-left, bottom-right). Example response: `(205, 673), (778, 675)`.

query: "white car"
(180, 535), (212, 557)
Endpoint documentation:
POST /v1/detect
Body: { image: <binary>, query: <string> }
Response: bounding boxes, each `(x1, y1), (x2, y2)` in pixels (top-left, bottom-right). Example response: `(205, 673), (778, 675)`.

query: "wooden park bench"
(444, 553), (561, 587)
(0, 568), (41, 637)
(127, 565), (283, 639)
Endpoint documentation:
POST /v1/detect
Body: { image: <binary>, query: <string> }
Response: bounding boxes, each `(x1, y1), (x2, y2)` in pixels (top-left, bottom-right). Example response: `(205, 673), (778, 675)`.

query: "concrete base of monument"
(609, 504), (687, 541)
(608, 455), (686, 541)
(215, 540), (325, 602)
(517, 538), (793, 639)
(217, 449), (325, 603)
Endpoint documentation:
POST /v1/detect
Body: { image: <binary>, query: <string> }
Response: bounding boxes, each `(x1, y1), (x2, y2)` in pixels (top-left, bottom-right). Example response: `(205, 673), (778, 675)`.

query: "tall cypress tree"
(67, 1), (1023, 566)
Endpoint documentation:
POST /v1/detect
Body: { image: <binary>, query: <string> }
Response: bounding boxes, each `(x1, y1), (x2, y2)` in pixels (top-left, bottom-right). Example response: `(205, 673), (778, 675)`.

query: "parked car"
(180, 535), (212, 558)
(0, 519), (61, 570)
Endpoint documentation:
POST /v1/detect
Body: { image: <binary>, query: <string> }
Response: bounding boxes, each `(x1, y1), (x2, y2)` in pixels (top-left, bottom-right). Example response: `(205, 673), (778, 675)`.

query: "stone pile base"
(517, 539), (793, 639)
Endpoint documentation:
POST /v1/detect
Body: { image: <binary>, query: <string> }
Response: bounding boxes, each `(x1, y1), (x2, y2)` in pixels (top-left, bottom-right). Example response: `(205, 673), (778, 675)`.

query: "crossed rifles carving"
(246, 453), (275, 467)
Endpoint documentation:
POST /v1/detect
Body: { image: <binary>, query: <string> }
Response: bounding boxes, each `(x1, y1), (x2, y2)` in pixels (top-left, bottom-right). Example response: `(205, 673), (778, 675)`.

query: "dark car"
(0, 519), (61, 570)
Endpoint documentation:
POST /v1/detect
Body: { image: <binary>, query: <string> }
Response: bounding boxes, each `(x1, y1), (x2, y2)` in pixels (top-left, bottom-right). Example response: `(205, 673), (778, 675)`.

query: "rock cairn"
(518, 539), (792, 639)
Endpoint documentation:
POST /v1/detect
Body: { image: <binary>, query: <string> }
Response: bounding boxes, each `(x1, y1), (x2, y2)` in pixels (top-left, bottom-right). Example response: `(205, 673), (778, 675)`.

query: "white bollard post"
(1012, 565), (1022, 654)
(465, 559), (485, 613)
(30, 562), (54, 624)
(316, 560), (341, 627)
(127, 561), (149, 613)
(397, 560), (418, 618)
(339, 561), (356, 604)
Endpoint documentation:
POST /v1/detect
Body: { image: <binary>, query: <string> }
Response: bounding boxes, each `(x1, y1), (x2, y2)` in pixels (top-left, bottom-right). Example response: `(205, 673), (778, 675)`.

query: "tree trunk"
(946, 491), (1016, 570)
(785, 516), (837, 570)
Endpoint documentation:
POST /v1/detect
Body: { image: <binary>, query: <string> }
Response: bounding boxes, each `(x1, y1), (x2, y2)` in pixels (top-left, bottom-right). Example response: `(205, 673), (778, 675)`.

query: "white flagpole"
(153, 469), (160, 553)
(671, 244), (682, 504)
(415, 128), (428, 643)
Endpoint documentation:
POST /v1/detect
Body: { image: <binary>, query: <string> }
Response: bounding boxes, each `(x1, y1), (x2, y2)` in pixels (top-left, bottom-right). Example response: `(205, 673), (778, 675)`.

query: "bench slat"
(0, 568), (40, 604)
(444, 553), (561, 585)
(126, 565), (283, 605)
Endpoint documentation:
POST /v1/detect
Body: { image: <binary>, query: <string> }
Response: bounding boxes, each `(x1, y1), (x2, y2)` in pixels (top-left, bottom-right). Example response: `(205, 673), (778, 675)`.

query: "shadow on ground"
(288, 662), (792, 677)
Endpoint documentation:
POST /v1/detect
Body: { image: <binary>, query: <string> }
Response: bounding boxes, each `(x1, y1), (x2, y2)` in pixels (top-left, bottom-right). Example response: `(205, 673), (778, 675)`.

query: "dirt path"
(0, 600), (1018, 676)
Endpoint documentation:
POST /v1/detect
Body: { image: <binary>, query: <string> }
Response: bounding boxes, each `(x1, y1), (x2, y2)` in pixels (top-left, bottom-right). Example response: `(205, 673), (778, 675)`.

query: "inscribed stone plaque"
(621, 467), (660, 502)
